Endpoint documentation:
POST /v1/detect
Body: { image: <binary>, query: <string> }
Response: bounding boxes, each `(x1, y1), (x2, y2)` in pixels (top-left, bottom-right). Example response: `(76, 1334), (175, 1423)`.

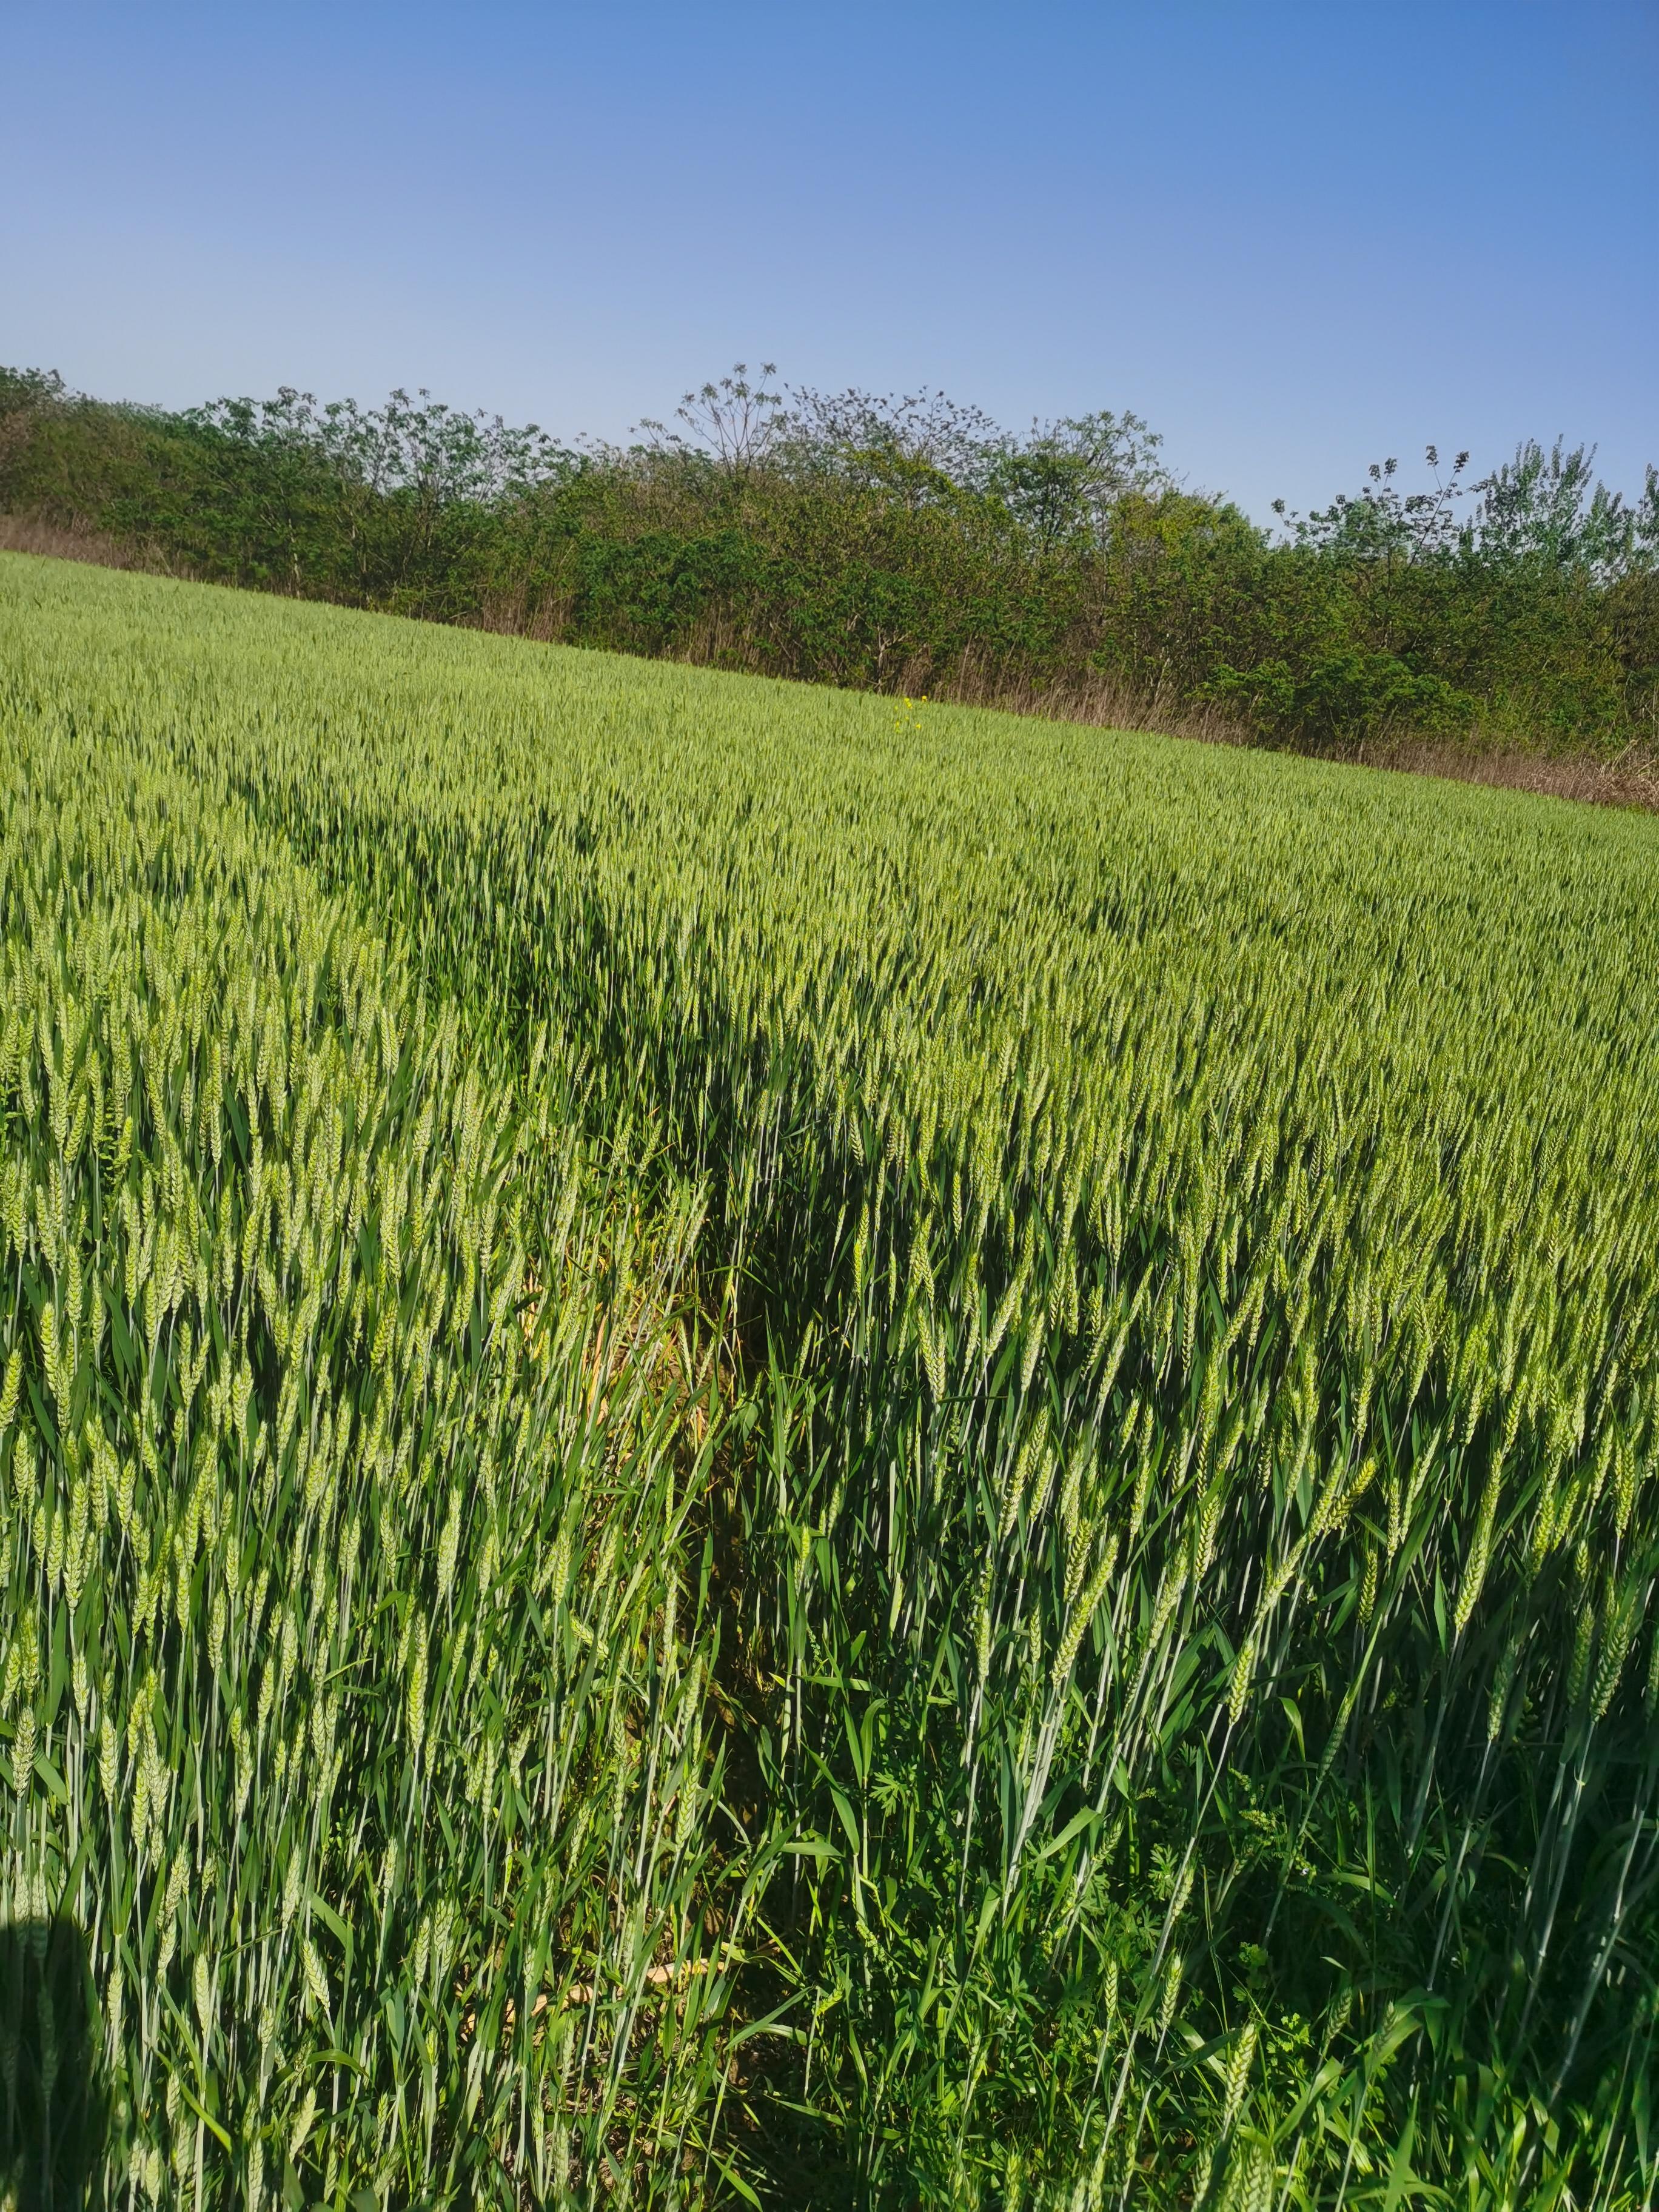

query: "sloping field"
(2, 552), (1658, 2207)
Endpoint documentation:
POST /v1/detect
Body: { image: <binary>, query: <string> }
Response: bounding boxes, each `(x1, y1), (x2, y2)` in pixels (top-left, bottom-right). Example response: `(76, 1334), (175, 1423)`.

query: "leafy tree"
(3, 362), (1655, 760)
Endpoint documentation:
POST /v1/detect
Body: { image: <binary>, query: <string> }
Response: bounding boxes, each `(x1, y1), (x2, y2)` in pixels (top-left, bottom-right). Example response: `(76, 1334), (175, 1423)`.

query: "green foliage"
(1201, 650), (1475, 745)
(3, 555), (1659, 2205)
(4, 364), (1657, 757)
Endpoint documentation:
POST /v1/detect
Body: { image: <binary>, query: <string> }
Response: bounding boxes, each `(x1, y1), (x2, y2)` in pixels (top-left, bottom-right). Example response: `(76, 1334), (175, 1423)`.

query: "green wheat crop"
(2, 552), (1658, 2207)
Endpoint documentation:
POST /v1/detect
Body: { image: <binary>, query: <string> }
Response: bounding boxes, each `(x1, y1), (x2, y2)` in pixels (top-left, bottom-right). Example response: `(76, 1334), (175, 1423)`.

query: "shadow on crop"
(0, 1916), (108, 2211)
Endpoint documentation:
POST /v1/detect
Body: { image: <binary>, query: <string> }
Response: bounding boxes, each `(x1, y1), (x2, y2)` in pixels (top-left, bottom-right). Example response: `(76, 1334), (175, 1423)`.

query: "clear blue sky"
(4, 1), (1654, 523)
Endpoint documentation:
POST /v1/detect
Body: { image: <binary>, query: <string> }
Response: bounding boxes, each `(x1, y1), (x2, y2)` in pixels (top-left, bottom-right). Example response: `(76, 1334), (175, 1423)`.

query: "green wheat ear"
(2, 551), (1657, 2208)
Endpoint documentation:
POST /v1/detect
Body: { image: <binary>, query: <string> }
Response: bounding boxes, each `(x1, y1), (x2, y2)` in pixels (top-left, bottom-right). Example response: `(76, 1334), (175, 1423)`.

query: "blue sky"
(4, 1), (1654, 523)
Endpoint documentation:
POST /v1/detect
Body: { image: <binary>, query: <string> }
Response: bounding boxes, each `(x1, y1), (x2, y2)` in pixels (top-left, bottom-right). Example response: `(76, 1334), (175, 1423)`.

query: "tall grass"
(2, 554), (1658, 2205)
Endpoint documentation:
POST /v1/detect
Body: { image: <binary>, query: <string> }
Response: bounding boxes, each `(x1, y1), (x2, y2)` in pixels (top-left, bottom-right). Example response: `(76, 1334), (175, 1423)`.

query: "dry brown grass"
(1337, 733), (1659, 811)
(938, 663), (1255, 750)
(939, 663), (1659, 812)
(0, 511), (160, 569)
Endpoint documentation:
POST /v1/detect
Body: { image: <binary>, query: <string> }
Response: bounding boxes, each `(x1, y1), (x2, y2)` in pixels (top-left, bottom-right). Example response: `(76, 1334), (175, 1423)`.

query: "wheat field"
(2, 553), (1657, 2207)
